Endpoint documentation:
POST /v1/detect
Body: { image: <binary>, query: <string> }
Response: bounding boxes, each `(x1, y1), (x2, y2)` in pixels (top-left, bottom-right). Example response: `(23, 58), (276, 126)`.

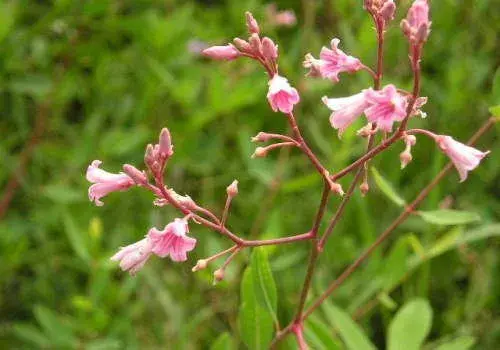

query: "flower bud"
(251, 132), (271, 143)
(251, 147), (267, 158)
(213, 268), (225, 284)
(226, 180), (239, 198)
(330, 182), (345, 196)
(192, 259), (208, 272)
(405, 135), (417, 147)
(380, 1), (396, 23)
(123, 164), (148, 185)
(233, 38), (252, 53)
(245, 11), (260, 34)
(262, 37), (278, 61)
(202, 45), (240, 61)
(360, 181), (370, 196)
(400, 150), (413, 169)
(159, 128), (174, 159)
(144, 144), (155, 168)
(249, 33), (263, 55)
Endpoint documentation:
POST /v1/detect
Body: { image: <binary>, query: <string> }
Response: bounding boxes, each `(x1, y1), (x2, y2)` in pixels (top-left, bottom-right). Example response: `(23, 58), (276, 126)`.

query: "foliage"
(0, 0), (499, 348)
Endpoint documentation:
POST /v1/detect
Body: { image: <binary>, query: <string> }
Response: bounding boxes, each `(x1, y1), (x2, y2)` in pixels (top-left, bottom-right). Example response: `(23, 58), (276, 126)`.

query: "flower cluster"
(85, 3), (492, 348)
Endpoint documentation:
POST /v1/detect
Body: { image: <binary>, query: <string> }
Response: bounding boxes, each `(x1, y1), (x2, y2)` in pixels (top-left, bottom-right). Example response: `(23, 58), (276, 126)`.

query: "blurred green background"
(0, 0), (499, 349)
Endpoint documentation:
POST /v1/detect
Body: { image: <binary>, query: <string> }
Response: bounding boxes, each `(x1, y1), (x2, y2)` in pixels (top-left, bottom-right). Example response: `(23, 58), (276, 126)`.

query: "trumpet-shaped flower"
(364, 85), (408, 132)
(111, 238), (154, 275)
(86, 160), (135, 206)
(147, 219), (197, 262)
(435, 135), (490, 182)
(322, 92), (370, 136)
(267, 74), (300, 114)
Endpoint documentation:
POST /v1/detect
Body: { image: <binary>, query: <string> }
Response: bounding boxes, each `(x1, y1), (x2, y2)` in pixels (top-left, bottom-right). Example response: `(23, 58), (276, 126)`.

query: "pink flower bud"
(159, 128), (174, 159)
(122, 164), (148, 185)
(192, 259), (208, 272)
(251, 132), (271, 143)
(249, 33), (263, 55)
(330, 182), (344, 196)
(111, 237), (153, 275)
(144, 144), (155, 168)
(226, 180), (239, 197)
(401, 0), (431, 44)
(202, 45), (240, 61)
(400, 150), (413, 169)
(233, 37), (252, 53)
(262, 37), (278, 61)
(360, 181), (370, 196)
(252, 147), (268, 158)
(213, 268), (225, 283)
(245, 11), (260, 34)
(380, 1), (396, 23)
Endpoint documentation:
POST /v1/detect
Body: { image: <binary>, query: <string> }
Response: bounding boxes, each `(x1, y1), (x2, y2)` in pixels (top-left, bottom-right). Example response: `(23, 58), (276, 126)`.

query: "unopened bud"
(226, 180), (239, 197)
(405, 135), (417, 147)
(380, 1), (396, 23)
(213, 268), (225, 284)
(192, 259), (208, 272)
(144, 144), (155, 168)
(262, 37), (278, 61)
(400, 150), (413, 169)
(202, 45), (241, 61)
(245, 11), (260, 34)
(123, 164), (148, 185)
(159, 128), (174, 159)
(360, 181), (370, 196)
(330, 182), (344, 196)
(251, 132), (271, 142)
(233, 38), (252, 53)
(252, 147), (267, 158)
(249, 33), (262, 55)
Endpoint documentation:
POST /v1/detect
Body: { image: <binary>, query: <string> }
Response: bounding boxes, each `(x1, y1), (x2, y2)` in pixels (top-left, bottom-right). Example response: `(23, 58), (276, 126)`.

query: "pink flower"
(111, 238), (154, 275)
(322, 92), (370, 136)
(202, 45), (240, 60)
(267, 74), (300, 114)
(401, 0), (431, 43)
(305, 39), (363, 82)
(363, 85), (408, 132)
(148, 219), (197, 262)
(435, 135), (490, 182)
(86, 160), (135, 206)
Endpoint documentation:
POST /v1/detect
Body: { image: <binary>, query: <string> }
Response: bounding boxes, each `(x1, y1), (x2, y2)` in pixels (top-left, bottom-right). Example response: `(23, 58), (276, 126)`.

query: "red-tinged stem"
(292, 323), (309, 350)
(220, 195), (233, 228)
(286, 112), (335, 187)
(194, 205), (221, 225)
(220, 246), (243, 270)
(204, 245), (238, 264)
(242, 232), (313, 247)
(253, 132), (300, 145)
(258, 141), (297, 156)
(311, 183), (331, 236)
(302, 116), (497, 319)
(407, 128), (438, 139)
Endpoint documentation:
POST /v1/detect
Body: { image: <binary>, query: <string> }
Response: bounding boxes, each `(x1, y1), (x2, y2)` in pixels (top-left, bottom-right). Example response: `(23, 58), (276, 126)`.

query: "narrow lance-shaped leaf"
(322, 301), (377, 350)
(251, 248), (279, 327)
(371, 167), (406, 207)
(418, 209), (480, 226)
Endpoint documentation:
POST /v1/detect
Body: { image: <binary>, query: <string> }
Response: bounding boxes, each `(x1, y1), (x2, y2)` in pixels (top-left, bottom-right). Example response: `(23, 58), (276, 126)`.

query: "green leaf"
(322, 301), (376, 350)
(381, 236), (409, 291)
(12, 324), (50, 348)
(418, 210), (480, 226)
(305, 315), (342, 350)
(371, 167), (406, 207)
(210, 332), (235, 350)
(435, 336), (476, 350)
(33, 305), (77, 347)
(251, 248), (278, 324)
(63, 212), (91, 263)
(238, 267), (273, 350)
(388, 299), (433, 350)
